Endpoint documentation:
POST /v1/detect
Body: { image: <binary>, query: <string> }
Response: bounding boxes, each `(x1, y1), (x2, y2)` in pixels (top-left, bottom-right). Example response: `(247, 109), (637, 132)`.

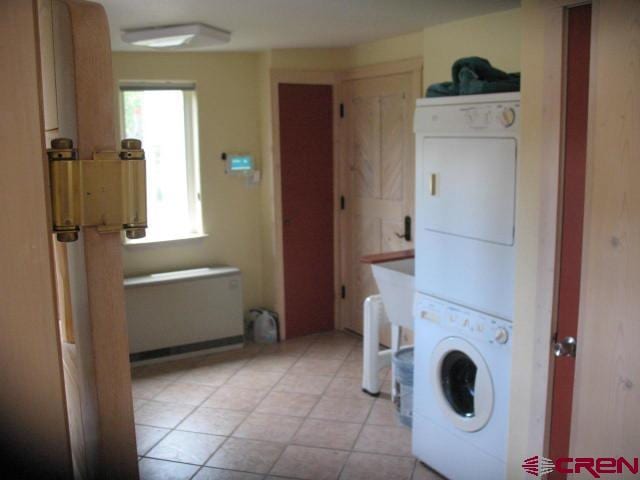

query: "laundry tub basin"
(371, 258), (415, 329)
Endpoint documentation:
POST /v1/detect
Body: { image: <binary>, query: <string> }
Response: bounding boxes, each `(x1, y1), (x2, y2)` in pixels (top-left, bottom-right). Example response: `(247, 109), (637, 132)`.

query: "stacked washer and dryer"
(411, 93), (520, 480)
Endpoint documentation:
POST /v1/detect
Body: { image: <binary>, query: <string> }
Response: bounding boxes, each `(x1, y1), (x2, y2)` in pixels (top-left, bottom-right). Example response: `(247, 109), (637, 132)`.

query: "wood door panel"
(380, 93), (406, 202)
(0, 2), (72, 476)
(353, 97), (381, 199)
(343, 70), (417, 334)
(570, 0), (640, 459)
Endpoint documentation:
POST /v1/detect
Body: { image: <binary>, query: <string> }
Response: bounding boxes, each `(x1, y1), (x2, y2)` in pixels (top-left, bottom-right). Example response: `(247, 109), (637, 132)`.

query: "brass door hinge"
(47, 138), (147, 242)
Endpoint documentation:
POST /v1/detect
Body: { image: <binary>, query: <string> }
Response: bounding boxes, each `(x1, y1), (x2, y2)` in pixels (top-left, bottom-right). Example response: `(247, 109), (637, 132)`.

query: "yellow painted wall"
(269, 48), (350, 71)
(347, 30), (423, 68)
(112, 52), (264, 311)
(422, 8), (522, 90)
(112, 8), (523, 316)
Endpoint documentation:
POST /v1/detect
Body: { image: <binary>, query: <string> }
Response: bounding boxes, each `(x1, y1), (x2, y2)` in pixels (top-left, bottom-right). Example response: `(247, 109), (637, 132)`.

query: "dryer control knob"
(500, 107), (516, 127)
(494, 327), (509, 344)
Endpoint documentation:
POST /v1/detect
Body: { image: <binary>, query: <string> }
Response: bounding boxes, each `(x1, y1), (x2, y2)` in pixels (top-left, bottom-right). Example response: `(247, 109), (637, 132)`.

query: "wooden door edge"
(59, 0), (138, 477)
(510, 0), (595, 468)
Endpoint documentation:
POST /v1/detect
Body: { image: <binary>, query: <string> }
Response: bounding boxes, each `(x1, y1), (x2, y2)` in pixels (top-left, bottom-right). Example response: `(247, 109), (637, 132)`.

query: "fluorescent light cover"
(122, 24), (231, 49)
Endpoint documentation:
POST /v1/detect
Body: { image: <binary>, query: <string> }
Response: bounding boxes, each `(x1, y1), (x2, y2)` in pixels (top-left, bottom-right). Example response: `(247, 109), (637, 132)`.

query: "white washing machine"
(413, 293), (512, 480)
(412, 93), (519, 479)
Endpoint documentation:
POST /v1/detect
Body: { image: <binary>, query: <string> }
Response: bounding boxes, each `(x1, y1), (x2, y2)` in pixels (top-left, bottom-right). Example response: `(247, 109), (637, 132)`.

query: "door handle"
(553, 336), (577, 358)
(395, 216), (412, 242)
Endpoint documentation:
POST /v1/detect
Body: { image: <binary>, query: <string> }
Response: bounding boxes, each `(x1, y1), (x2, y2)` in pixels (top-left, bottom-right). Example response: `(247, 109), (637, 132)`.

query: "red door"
(279, 84), (334, 338)
(548, 5), (591, 475)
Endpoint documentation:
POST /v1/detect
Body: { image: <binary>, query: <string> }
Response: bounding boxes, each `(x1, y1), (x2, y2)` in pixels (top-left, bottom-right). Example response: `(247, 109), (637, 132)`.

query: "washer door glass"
(431, 337), (494, 432)
(441, 350), (477, 417)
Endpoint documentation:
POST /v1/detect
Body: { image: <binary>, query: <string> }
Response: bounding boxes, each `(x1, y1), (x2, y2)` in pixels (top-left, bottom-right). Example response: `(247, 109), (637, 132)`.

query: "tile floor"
(132, 330), (445, 480)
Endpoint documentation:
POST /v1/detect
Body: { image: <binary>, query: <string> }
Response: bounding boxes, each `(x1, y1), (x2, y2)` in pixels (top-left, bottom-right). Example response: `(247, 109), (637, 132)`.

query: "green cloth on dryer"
(426, 57), (520, 97)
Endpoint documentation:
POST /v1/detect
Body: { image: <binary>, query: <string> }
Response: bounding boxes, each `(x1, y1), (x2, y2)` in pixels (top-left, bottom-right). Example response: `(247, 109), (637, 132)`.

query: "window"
(120, 83), (203, 243)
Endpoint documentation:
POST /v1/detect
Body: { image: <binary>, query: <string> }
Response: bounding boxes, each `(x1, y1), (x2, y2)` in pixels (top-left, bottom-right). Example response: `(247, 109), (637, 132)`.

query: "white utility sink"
(362, 257), (415, 396)
(371, 258), (415, 329)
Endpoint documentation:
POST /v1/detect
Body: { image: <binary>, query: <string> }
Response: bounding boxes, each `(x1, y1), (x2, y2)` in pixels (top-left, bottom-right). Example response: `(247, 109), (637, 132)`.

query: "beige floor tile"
(309, 396), (373, 424)
(261, 338), (313, 356)
(135, 401), (195, 429)
(132, 360), (194, 383)
(346, 350), (363, 363)
(232, 412), (302, 443)
(270, 445), (349, 480)
(178, 407), (247, 436)
(207, 437), (284, 473)
(304, 343), (353, 360)
(340, 452), (415, 480)
(194, 468), (262, 480)
(147, 430), (225, 465)
(289, 357), (343, 376)
(154, 382), (217, 406)
(203, 385), (267, 412)
(225, 370), (284, 390)
(273, 373), (333, 396)
(138, 458), (199, 480)
(335, 361), (363, 379)
(324, 377), (373, 400)
(366, 399), (401, 426)
(133, 398), (149, 412)
(197, 353), (251, 372)
(255, 390), (319, 417)
(412, 462), (446, 480)
(135, 425), (170, 456)
(292, 418), (361, 450)
(354, 424), (412, 457)
(179, 364), (236, 387)
(132, 378), (170, 400)
(244, 353), (299, 372)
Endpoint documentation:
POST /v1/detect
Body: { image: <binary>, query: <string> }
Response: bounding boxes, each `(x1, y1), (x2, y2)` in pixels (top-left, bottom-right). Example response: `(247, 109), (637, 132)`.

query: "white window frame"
(119, 81), (203, 245)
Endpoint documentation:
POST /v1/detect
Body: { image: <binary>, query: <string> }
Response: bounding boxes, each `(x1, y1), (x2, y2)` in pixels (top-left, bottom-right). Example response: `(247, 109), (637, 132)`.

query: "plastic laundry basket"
(393, 347), (414, 427)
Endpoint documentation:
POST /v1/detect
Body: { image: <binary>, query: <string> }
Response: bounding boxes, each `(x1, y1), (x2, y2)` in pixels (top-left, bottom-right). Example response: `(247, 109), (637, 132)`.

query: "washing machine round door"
(431, 337), (494, 432)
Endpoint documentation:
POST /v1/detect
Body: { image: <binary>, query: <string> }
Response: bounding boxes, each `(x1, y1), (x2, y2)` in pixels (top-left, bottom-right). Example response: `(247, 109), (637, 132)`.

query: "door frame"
(523, 0), (596, 460)
(269, 70), (341, 339)
(337, 58), (422, 334)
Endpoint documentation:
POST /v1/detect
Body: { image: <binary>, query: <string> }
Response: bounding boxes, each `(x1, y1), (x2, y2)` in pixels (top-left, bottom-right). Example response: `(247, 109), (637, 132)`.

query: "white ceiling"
(97, 0), (520, 52)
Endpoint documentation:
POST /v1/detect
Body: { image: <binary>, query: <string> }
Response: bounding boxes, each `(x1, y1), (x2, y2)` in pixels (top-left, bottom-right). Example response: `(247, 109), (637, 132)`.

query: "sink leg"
(362, 295), (384, 396)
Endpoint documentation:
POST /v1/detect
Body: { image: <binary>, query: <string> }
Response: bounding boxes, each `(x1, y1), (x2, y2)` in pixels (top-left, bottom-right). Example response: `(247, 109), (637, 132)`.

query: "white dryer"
(412, 93), (520, 480)
(414, 92), (520, 321)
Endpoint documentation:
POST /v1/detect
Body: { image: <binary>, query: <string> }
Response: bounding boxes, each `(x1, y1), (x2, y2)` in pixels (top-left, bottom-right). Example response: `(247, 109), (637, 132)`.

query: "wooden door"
(548, 5), (591, 475)
(0, 2), (73, 477)
(569, 0), (640, 462)
(38, 0), (139, 478)
(342, 71), (417, 335)
(279, 84), (335, 338)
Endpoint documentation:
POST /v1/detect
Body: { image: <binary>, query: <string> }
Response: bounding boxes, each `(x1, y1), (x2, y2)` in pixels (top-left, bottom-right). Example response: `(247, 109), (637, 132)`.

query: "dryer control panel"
(414, 293), (512, 347)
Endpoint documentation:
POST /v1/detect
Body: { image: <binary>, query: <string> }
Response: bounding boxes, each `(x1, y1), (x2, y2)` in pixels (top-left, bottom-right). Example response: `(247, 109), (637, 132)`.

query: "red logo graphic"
(522, 456), (640, 478)
(522, 456), (555, 477)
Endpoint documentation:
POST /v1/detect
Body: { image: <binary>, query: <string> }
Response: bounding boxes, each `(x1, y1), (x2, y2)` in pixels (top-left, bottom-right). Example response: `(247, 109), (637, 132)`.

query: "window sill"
(123, 233), (208, 248)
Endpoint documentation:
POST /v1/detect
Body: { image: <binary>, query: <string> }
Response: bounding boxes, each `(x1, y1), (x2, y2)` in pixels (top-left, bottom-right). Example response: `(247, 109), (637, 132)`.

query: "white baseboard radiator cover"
(124, 267), (244, 362)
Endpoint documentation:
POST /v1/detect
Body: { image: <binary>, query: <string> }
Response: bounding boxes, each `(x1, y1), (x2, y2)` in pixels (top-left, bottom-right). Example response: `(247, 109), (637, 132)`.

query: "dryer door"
(431, 337), (494, 432)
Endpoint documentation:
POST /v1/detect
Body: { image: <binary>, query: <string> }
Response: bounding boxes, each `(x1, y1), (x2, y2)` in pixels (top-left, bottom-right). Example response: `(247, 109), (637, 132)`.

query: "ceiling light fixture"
(121, 23), (231, 49)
